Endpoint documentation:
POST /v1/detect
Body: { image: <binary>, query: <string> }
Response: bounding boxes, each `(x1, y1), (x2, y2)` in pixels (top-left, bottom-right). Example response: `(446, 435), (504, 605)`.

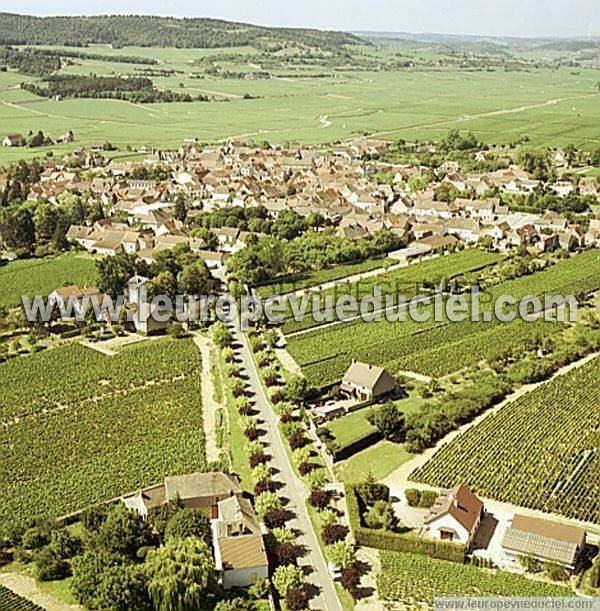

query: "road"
(229, 320), (343, 611)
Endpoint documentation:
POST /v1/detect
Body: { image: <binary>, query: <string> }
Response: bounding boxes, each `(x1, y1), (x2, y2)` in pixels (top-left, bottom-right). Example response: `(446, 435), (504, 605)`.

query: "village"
(1, 137), (598, 268)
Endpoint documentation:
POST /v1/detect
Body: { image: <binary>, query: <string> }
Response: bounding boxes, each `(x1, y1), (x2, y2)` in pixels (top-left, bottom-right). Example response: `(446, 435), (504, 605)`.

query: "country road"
(228, 319), (343, 611)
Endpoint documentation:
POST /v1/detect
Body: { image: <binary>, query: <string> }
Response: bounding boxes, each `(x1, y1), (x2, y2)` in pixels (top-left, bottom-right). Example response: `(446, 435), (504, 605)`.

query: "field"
(377, 551), (571, 606)
(0, 338), (206, 532)
(281, 249), (504, 334)
(256, 257), (387, 299)
(286, 249), (600, 386)
(0, 254), (97, 309)
(412, 355), (600, 524)
(1, 43), (600, 165)
(0, 586), (43, 611)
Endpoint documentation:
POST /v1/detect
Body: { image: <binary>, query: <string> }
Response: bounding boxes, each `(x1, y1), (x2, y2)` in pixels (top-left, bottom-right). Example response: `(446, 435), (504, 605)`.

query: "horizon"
(0, 1), (598, 39)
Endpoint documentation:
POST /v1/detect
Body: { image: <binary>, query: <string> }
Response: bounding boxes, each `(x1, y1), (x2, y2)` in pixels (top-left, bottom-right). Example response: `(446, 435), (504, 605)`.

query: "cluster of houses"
(422, 484), (586, 572)
(122, 471), (269, 590)
(2, 139), (598, 266)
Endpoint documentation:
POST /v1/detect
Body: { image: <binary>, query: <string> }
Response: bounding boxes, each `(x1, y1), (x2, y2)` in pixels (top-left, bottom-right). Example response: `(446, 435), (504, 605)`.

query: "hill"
(0, 12), (362, 52)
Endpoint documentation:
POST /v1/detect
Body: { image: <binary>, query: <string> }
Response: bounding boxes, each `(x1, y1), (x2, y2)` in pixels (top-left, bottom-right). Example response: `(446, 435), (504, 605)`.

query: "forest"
(0, 13), (362, 51)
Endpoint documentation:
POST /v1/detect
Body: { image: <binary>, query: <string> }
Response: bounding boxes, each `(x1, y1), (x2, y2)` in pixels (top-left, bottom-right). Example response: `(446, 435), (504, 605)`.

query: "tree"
(48, 529), (81, 559)
(71, 550), (131, 609)
(308, 489), (329, 510)
(263, 508), (287, 529)
(4, 206), (35, 252)
(95, 504), (155, 559)
(326, 542), (356, 570)
(286, 586), (310, 610)
(275, 541), (298, 566)
(251, 464), (272, 489)
(174, 193), (187, 221)
(368, 402), (404, 439)
(363, 500), (397, 531)
(145, 538), (217, 611)
(254, 492), (282, 522)
(178, 260), (214, 296)
(272, 564), (304, 597)
(272, 527), (295, 545)
(340, 565), (361, 595)
(321, 524), (348, 545)
(286, 375), (310, 405)
(95, 253), (140, 298)
(164, 508), (211, 545)
(213, 322), (233, 348)
(33, 546), (70, 581)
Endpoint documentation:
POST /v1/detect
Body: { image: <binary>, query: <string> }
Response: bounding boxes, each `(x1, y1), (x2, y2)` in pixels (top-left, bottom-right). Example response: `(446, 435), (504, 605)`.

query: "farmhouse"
(122, 472), (268, 589)
(48, 285), (104, 320)
(340, 361), (396, 402)
(423, 484), (483, 546)
(500, 514), (585, 571)
(3, 133), (24, 147)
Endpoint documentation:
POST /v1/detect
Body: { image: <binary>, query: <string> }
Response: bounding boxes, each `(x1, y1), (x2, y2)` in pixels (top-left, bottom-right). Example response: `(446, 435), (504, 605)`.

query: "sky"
(3, 0), (598, 39)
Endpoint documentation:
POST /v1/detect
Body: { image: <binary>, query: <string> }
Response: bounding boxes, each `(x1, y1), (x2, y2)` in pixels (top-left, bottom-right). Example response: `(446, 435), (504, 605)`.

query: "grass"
(334, 441), (413, 485)
(0, 253), (97, 309)
(324, 409), (377, 447)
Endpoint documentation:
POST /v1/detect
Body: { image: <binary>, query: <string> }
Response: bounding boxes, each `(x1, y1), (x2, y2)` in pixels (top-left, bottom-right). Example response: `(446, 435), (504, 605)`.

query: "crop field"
(256, 257), (386, 299)
(377, 551), (571, 605)
(281, 249), (504, 334)
(0, 586), (43, 611)
(0, 338), (206, 532)
(286, 249), (600, 386)
(1, 44), (599, 165)
(412, 355), (600, 524)
(0, 254), (97, 309)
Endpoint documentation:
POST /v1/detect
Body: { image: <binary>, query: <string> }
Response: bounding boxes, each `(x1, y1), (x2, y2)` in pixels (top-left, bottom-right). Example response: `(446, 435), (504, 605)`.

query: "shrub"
(356, 475), (389, 505)
(48, 529), (81, 559)
(22, 526), (52, 550)
(405, 488), (421, 507)
(418, 490), (438, 508)
(363, 501), (397, 531)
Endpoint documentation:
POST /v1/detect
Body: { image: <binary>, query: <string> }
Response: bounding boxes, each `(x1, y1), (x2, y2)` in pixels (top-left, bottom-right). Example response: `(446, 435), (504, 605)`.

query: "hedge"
(345, 485), (465, 563)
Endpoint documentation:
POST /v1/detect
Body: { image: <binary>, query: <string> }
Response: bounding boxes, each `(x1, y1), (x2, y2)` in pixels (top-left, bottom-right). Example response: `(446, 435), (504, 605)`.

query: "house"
(423, 484), (483, 547)
(123, 472), (268, 590)
(212, 495), (269, 589)
(3, 134), (24, 147)
(48, 285), (104, 321)
(501, 515), (585, 571)
(585, 219), (600, 246)
(57, 130), (75, 144)
(388, 242), (432, 262)
(340, 362), (396, 401)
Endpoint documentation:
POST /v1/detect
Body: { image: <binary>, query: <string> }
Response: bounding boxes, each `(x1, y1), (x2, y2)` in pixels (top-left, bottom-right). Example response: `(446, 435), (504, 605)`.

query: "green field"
(286, 249), (600, 386)
(1, 43), (599, 165)
(378, 551), (571, 606)
(280, 249), (504, 334)
(412, 355), (600, 524)
(334, 441), (413, 484)
(0, 338), (206, 532)
(0, 254), (97, 309)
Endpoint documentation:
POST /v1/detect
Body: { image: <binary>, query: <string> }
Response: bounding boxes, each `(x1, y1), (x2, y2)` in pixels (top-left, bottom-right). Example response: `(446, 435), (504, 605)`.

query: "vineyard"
(377, 551), (571, 606)
(412, 356), (600, 524)
(0, 254), (97, 308)
(0, 586), (43, 611)
(0, 338), (206, 533)
(281, 249), (503, 334)
(287, 249), (600, 386)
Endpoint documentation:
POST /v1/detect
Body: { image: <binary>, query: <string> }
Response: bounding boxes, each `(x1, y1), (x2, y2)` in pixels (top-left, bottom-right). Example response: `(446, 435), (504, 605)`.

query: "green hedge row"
(345, 485), (466, 563)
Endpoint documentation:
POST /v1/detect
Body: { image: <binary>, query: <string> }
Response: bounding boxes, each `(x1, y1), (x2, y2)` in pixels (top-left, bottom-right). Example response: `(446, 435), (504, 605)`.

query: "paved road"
(229, 320), (343, 611)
